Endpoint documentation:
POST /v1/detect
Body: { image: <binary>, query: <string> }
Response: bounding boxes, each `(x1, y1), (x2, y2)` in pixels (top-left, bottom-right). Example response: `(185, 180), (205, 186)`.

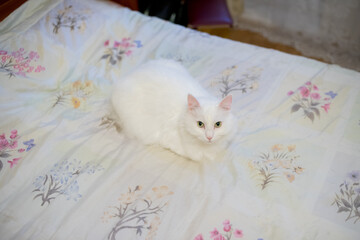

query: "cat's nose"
(207, 136), (213, 141)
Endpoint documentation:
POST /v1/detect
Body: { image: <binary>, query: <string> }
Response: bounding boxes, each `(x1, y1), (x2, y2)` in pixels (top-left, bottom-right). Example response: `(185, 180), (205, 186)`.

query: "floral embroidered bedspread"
(1, 0), (360, 239)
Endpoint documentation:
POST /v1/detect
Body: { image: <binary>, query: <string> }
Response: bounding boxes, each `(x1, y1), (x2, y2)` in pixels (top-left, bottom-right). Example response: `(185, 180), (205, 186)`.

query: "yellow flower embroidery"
(72, 80), (82, 90)
(294, 166), (304, 174)
(84, 80), (92, 88)
(271, 144), (284, 152)
(284, 172), (295, 183)
(287, 144), (296, 152)
(150, 186), (174, 200)
(252, 144), (302, 190)
(71, 97), (81, 108)
(118, 191), (137, 205)
(118, 185), (142, 204)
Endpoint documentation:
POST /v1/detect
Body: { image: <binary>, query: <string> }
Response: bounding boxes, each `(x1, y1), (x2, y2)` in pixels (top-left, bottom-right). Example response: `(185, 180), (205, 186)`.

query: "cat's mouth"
(205, 139), (214, 144)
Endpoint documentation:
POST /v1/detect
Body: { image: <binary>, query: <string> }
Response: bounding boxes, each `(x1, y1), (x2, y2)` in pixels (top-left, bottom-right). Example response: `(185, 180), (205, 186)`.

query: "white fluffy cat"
(111, 59), (237, 162)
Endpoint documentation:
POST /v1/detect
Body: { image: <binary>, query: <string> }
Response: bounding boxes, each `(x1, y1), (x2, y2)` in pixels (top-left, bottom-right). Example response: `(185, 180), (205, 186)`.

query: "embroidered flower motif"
(52, 5), (90, 34)
(271, 144), (284, 152)
(347, 170), (360, 182)
(7, 157), (21, 168)
(103, 185), (173, 239)
(284, 172), (295, 183)
(250, 144), (303, 190)
(194, 234), (204, 240)
(299, 86), (310, 98)
(288, 82), (337, 122)
(287, 145), (296, 152)
(71, 96), (81, 108)
(233, 229), (244, 238)
(212, 66), (262, 97)
(0, 130), (35, 172)
(32, 159), (103, 206)
(152, 186), (174, 199)
(332, 170), (360, 224)
(325, 91), (337, 99)
(118, 188), (141, 205)
(223, 219), (232, 232)
(23, 139), (35, 151)
(210, 228), (220, 238)
(194, 220), (245, 240)
(101, 38), (142, 66)
(0, 138), (9, 151)
(0, 48), (45, 78)
(52, 80), (95, 109)
(310, 92), (321, 100)
(321, 103), (330, 113)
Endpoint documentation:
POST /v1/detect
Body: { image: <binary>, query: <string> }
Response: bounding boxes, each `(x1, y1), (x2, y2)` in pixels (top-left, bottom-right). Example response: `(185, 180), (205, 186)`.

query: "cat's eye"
(214, 121), (222, 128)
(197, 121), (204, 128)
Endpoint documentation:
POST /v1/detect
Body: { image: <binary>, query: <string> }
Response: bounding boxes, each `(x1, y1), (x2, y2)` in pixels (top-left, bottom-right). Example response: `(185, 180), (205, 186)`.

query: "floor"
(198, 27), (327, 63)
(0, 0), (26, 21)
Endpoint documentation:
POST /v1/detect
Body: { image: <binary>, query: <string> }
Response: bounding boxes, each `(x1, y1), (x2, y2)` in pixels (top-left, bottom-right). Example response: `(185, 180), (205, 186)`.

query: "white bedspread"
(1, 0), (360, 239)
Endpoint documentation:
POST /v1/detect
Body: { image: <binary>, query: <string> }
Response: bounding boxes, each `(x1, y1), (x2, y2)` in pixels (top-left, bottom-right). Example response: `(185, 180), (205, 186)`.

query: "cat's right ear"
(219, 94), (232, 111)
(188, 94), (200, 111)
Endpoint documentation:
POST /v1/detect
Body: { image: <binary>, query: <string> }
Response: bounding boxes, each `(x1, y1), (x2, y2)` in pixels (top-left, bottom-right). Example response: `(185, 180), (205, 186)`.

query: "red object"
(187, 0), (233, 28)
(110, 0), (139, 11)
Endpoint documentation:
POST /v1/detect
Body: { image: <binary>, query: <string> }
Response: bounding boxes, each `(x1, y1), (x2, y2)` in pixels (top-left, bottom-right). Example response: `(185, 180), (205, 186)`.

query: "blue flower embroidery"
(23, 139), (35, 151)
(325, 91), (337, 99)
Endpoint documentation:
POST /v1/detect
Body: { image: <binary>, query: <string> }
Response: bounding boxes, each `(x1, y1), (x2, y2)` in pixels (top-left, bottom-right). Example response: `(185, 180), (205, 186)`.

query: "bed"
(1, 0), (360, 239)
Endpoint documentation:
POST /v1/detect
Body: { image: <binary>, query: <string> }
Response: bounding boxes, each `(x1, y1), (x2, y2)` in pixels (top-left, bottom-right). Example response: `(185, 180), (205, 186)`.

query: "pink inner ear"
(219, 95), (232, 110)
(188, 94), (200, 110)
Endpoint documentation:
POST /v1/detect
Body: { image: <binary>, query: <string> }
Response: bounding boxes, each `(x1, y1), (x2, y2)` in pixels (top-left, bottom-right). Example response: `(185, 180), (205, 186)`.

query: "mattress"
(0, 0), (360, 239)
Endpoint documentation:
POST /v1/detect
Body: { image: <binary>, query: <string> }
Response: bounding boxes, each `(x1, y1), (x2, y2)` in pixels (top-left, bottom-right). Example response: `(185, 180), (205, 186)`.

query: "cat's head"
(184, 94), (236, 144)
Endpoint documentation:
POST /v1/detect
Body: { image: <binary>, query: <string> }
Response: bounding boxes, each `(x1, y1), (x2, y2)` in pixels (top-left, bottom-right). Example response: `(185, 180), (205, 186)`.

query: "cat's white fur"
(112, 59), (237, 161)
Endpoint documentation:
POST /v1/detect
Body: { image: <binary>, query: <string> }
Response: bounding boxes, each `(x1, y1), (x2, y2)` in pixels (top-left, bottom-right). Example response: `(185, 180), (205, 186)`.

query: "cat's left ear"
(188, 94), (200, 111)
(219, 95), (232, 111)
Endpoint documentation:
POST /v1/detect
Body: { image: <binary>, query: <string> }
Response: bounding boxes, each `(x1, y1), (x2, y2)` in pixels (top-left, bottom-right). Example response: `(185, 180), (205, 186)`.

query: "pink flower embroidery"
(213, 235), (225, 240)
(101, 38), (142, 66)
(222, 219), (231, 232)
(233, 229), (243, 238)
(305, 81), (312, 86)
(223, 224), (231, 232)
(18, 148), (25, 153)
(114, 41), (121, 48)
(0, 138), (9, 150)
(321, 103), (331, 113)
(27, 66), (34, 73)
(299, 86), (310, 98)
(9, 140), (18, 149)
(35, 65), (45, 73)
(194, 234), (204, 240)
(119, 41), (132, 48)
(210, 228), (220, 238)
(313, 84), (319, 91)
(10, 130), (18, 139)
(310, 92), (321, 100)
(1, 48), (45, 78)
(195, 219), (246, 240)
(8, 157), (20, 168)
(287, 91), (294, 96)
